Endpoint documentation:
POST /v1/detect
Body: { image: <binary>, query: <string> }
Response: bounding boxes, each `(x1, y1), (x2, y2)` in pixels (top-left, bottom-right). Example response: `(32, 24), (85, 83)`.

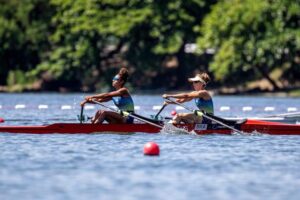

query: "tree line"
(0, 0), (299, 92)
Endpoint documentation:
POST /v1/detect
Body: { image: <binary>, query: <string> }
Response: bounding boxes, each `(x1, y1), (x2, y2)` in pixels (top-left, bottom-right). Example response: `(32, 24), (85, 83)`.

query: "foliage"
(0, 0), (299, 92)
(0, 0), (54, 85)
(27, 0), (214, 90)
(197, 0), (300, 89)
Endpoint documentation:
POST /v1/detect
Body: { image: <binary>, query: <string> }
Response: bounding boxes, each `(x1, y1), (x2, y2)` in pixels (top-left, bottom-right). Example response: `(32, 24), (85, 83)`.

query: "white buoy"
(153, 105), (162, 110)
(220, 106), (230, 111)
(61, 105), (72, 110)
(242, 106), (253, 111)
(287, 107), (297, 112)
(264, 107), (275, 111)
(15, 104), (26, 109)
(38, 105), (48, 109)
(84, 105), (95, 110)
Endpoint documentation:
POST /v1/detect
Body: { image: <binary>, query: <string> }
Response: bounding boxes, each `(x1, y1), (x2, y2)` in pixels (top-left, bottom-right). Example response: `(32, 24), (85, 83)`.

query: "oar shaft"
(91, 100), (163, 129)
(263, 111), (300, 118)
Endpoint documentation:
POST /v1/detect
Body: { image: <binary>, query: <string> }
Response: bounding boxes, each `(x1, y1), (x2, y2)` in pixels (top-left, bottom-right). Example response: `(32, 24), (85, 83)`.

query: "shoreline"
(1, 83), (300, 97)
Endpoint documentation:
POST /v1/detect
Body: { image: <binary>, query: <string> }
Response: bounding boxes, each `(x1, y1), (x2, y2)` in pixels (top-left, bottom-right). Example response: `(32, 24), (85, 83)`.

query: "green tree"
(125, 0), (216, 89)
(197, 0), (300, 90)
(0, 0), (54, 86)
(31, 0), (215, 91)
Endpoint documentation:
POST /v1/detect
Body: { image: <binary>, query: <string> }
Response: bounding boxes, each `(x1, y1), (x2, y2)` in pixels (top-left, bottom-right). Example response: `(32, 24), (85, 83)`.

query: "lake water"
(0, 93), (300, 200)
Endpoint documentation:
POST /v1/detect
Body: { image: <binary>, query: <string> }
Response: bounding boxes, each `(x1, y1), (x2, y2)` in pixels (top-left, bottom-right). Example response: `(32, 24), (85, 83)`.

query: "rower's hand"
(80, 100), (87, 107)
(80, 100), (89, 107)
(85, 96), (93, 101)
(163, 100), (172, 105)
(162, 94), (169, 99)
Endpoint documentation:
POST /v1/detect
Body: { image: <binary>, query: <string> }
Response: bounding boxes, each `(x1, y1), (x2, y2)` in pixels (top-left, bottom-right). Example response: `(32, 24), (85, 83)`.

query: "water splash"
(232, 130), (264, 136)
(160, 123), (194, 135)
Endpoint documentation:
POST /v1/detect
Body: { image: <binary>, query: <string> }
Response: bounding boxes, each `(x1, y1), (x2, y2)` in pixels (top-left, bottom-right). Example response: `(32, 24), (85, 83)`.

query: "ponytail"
(200, 72), (211, 85)
(118, 67), (129, 84)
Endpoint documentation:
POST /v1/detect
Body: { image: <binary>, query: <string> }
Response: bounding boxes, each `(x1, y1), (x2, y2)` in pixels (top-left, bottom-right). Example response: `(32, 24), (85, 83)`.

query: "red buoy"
(171, 110), (177, 116)
(0, 118), (4, 123)
(144, 142), (160, 156)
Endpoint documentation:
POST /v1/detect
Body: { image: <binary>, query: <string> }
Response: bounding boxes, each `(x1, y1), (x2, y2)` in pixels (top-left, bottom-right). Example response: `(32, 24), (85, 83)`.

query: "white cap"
(188, 74), (206, 84)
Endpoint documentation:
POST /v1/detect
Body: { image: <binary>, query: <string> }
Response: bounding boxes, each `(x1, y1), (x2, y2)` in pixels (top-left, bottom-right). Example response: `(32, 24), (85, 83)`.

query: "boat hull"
(0, 123), (161, 134)
(1, 119), (300, 135)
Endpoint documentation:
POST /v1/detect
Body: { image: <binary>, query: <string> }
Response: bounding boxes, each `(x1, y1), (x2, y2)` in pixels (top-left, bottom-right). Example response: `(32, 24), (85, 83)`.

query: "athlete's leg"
(172, 113), (202, 124)
(93, 110), (126, 124)
(104, 112), (126, 124)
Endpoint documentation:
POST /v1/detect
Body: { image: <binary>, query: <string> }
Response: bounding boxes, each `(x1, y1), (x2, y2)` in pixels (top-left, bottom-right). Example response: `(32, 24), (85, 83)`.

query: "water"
(0, 93), (300, 200)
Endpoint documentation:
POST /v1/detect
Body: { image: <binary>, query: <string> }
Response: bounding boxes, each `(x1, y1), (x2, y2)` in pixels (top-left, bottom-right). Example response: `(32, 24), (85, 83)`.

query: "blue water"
(0, 93), (300, 200)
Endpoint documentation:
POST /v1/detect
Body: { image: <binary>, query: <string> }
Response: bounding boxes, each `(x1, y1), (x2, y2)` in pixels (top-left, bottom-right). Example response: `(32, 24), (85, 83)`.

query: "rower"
(163, 72), (214, 124)
(81, 68), (135, 124)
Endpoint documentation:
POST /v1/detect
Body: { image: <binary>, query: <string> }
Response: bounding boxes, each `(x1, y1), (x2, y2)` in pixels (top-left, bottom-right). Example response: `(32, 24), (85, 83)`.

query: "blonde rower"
(163, 72), (214, 124)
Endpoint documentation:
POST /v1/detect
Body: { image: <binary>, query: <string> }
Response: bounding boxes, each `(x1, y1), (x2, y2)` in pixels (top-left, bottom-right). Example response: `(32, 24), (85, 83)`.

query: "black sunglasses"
(192, 81), (201, 84)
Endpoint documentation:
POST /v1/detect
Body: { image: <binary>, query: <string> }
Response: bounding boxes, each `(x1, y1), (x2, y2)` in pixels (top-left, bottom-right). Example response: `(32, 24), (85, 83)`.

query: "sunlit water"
(0, 93), (300, 200)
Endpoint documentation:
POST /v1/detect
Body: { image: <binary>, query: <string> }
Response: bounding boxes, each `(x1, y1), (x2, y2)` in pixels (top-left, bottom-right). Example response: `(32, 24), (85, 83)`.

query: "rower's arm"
(163, 91), (207, 100)
(163, 93), (190, 99)
(176, 98), (193, 103)
(102, 88), (127, 98)
(81, 97), (111, 106)
(86, 88), (127, 100)
(187, 90), (210, 99)
(87, 93), (105, 99)
(163, 93), (193, 104)
(93, 97), (112, 102)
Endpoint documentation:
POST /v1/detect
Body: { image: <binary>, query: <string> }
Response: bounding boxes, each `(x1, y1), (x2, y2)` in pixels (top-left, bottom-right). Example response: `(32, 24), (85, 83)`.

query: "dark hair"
(118, 67), (129, 84)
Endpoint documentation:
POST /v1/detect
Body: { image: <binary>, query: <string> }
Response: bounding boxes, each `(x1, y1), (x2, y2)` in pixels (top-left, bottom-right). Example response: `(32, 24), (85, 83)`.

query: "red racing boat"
(1, 119), (300, 135)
